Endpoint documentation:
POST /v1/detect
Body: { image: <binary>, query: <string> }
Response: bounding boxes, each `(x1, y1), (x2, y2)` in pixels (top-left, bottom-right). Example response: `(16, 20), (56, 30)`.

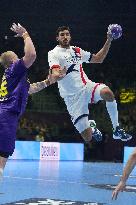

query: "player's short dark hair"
(56, 26), (71, 36)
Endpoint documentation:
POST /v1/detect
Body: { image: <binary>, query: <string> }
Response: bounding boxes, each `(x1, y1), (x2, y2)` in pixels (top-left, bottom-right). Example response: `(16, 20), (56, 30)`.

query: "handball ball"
(108, 24), (122, 39)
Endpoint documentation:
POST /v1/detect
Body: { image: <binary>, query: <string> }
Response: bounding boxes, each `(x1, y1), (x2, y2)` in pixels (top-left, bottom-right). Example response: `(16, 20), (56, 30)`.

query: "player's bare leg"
(81, 127), (93, 142)
(100, 87), (132, 141)
(81, 120), (102, 143)
(0, 156), (8, 178)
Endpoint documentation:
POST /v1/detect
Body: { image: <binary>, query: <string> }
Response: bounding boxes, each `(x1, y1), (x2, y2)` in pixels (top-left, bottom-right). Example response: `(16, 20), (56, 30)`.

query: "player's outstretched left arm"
(28, 79), (50, 95)
(28, 72), (53, 94)
(28, 67), (66, 94)
(90, 33), (113, 64)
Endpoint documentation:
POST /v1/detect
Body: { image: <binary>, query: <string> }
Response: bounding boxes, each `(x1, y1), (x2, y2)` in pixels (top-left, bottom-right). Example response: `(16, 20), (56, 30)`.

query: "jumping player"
(48, 26), (132, 144)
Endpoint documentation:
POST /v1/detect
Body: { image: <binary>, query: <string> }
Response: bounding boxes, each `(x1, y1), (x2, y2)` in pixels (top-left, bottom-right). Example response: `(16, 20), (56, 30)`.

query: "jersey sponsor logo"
(71, 47), (81, 64)
(40, 142), (60, 160)
(5, 198), (104, 205)
(64, 47), (81, 64)
(72, 47), (81, 57)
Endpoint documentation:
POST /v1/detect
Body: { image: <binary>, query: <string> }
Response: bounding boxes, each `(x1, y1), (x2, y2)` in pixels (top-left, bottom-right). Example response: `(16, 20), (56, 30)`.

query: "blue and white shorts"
(64, 81), (108, 133)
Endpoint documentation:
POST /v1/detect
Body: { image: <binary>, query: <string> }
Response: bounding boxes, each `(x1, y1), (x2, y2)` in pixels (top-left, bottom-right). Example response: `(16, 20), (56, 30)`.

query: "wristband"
(22, 32), (30, 40)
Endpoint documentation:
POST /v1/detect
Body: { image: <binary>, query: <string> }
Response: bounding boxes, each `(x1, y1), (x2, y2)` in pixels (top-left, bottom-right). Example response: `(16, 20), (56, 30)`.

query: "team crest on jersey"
(72, 47), (81, 58)
(71, 47), (81, 63)
(64, 47), (81, 64)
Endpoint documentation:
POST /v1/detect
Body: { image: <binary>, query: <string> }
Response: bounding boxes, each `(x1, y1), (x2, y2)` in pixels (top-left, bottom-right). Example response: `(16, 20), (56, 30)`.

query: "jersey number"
(0, 80), (8, 97)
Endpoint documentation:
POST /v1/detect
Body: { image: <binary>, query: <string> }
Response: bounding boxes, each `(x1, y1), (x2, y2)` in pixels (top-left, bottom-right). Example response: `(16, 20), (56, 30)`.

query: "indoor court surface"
(0, 160), (136, 205)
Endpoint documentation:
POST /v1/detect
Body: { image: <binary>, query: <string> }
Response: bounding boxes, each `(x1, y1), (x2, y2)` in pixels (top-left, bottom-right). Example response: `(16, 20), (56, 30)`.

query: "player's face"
(57, 30), (71, 48)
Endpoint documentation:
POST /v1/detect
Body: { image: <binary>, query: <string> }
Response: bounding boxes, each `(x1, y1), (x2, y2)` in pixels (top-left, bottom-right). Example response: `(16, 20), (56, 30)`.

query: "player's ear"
(56, 37), (59, 41)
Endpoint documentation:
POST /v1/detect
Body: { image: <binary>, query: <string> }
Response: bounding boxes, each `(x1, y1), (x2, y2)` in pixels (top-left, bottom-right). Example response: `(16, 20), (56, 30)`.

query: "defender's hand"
(49, 66), (67, 84)
(10, 23), (27, 37)
(58, 66), (67, 78)
(48, 73), (58, 85)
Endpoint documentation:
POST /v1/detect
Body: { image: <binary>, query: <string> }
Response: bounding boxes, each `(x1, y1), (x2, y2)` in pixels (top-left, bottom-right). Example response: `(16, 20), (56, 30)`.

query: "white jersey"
(48, 46), (92, 98)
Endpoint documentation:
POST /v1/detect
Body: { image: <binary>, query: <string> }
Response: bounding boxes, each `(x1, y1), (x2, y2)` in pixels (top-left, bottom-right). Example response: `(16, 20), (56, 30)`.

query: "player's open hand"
(112, 181), (126, 200)
(10, 23), (27, 37)
(58, 66), (67, 78)
(48, 66), (67, 84)
(48, 73), (57, 85)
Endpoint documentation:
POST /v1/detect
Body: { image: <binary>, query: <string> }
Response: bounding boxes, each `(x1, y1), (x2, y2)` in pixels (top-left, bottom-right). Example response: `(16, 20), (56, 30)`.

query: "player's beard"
(59, 39), (70, 48)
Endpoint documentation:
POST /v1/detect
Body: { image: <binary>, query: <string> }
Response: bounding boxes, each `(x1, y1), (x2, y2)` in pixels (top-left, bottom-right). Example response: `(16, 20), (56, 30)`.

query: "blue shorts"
(0, 110), (18, 155)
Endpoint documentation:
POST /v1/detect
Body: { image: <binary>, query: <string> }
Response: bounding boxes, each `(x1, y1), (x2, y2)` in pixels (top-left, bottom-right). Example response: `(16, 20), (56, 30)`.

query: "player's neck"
(59, 45), (70, 49)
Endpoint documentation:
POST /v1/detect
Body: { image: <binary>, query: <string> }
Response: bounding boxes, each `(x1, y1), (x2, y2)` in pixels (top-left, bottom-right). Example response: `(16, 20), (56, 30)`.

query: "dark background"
(0, 0), (136, 79)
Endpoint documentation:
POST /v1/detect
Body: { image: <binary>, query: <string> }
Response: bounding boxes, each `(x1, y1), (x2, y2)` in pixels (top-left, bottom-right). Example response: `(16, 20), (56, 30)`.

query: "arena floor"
(0, 160), (136, 205)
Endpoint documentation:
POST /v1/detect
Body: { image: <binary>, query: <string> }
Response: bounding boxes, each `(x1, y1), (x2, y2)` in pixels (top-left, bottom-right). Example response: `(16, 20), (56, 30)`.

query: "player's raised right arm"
(90, 36), (112, 64)
(10, 23), (36, 68)
(22, 31), (36, 68)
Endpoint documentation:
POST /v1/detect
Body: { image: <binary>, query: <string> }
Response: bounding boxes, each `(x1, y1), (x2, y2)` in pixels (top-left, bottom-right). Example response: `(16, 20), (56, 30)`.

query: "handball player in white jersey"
(48, 26), (132, 143)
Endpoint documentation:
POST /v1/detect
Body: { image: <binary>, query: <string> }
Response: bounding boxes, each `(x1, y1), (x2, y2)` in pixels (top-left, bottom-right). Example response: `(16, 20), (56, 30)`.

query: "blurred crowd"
(16, 102), (136, 162)
(17, 104), (136, 142)
(17, 104), (136, 161)
(17, 115), (81, 143)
